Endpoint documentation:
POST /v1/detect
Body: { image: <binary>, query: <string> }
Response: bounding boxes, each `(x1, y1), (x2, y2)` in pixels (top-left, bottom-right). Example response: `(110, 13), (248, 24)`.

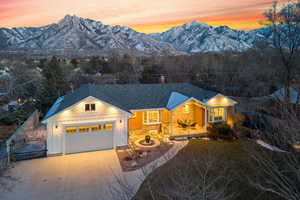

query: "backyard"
(134, 139), (284, 200)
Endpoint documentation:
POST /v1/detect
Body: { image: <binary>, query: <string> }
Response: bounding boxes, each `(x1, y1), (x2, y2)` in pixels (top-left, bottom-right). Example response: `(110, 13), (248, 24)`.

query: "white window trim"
(143, 111), (161, 125)
(208, 107), (227, 123)
(85, 103), (96, 112)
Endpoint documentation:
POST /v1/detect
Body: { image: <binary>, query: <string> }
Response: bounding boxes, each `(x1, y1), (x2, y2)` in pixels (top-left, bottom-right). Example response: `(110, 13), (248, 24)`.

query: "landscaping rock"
(130, 161), (138, 167)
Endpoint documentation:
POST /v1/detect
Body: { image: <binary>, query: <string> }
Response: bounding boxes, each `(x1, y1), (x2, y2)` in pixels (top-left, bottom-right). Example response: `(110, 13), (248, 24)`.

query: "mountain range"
(0, 15), (273, 57)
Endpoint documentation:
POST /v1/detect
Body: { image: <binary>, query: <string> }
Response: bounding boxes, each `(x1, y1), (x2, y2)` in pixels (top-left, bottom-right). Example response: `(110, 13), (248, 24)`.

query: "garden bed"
(116, 141), (174, 172)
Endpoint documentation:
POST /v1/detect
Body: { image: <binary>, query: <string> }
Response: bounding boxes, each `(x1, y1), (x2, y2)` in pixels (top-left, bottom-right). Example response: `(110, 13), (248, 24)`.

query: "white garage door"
(65, 123), (114, 154)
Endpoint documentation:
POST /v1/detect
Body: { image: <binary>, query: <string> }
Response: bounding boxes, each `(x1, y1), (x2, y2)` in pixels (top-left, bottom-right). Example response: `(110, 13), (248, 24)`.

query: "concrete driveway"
(1, 142), (187, 200)
(2, 150), (123, 200)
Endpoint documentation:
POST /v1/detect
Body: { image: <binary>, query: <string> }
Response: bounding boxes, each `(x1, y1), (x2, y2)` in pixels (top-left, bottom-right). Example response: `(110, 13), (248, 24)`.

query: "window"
(209, 107), (226, 122)
(103, 124), (113, 131)
(85, 104), (96, 112)
(66, 127), (77, 134)
(79, 127), (90, 133)
(85, 104), (90, 111)
(183, 104), (190, 113)
(143, 111), (160, 125)
(91, 125), (101, 132)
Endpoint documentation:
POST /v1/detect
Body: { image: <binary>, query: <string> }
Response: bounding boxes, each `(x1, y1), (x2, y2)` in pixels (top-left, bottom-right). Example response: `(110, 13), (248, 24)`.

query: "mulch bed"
(116, 141), (174, 172)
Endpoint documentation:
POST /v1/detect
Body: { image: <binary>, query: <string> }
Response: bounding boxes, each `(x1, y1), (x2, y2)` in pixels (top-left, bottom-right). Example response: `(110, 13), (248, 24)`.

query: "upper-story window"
(209, 107), (226, 122)
(183, 104), (190, 114)
(85, 103), (96, 112)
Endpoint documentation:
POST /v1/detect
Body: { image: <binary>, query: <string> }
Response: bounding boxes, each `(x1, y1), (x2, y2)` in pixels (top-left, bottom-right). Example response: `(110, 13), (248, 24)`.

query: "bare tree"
(246, 102), (300, 200)
(265, 0), (300, 103)
(109, 148), (236, 200)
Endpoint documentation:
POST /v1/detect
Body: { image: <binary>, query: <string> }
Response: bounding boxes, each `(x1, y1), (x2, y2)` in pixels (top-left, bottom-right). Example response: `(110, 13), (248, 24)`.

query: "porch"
(128, 100), (207, 142)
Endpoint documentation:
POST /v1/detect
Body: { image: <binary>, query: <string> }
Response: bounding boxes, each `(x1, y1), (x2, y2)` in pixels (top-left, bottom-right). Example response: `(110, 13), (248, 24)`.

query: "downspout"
(204, 107), (208, 132)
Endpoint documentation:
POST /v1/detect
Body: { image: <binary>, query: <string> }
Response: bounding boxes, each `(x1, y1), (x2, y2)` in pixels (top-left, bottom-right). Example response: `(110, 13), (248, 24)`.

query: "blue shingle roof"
(43, 83), (218, 121)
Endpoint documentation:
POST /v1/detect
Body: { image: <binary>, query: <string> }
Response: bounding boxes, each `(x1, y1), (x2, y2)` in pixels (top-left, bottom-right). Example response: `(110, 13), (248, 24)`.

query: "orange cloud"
(0, 0), (288, 33)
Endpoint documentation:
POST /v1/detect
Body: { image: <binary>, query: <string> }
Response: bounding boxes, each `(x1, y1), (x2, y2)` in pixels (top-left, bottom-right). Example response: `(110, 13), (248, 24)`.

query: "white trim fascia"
(169, 97), (207, 112)
(206, 93), (238, 105)
(130, 108), (166, 112)
(63, 120), (116, 127)
(43, 96), (132, 123)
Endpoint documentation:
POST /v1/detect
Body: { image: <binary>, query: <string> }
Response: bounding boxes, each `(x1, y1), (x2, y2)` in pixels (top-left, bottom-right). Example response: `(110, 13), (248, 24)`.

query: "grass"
(134, 139), (282, 200)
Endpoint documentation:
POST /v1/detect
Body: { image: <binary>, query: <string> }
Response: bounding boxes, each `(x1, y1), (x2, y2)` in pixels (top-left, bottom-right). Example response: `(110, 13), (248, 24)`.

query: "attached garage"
(65, 123), (114, 154)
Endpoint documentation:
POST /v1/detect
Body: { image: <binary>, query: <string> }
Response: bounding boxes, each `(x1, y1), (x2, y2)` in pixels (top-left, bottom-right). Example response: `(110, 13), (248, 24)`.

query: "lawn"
(134, 139), (281, 200)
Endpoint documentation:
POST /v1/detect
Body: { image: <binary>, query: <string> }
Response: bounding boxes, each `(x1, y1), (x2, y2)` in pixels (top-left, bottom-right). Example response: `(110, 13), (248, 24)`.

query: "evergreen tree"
(70, 58), (79, 68)
(140, 64), (162, 83)
(38, 56), (69, 113)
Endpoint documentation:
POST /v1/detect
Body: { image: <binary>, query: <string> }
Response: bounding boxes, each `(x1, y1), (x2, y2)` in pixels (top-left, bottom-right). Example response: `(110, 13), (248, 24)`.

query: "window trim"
(208, 107), (227, 123)
(143, 111), (161, 125)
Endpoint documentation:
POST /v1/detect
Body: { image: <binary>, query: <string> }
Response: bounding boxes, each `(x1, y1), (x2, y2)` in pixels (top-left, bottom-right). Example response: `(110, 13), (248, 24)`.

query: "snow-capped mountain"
(0, 16), (273, 57)
(0, 15), (178, 56)
(150, 20), (272, 53)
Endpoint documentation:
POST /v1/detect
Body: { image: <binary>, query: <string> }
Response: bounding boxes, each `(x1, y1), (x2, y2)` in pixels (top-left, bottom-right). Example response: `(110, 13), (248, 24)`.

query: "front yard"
(134, 139), (282, 200)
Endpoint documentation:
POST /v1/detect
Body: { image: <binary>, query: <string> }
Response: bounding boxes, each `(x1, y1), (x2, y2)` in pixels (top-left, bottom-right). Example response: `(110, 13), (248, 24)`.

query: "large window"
(209, 107), (226, 122)
(66, 127), (77, 134)
(143, 111), (160, 125)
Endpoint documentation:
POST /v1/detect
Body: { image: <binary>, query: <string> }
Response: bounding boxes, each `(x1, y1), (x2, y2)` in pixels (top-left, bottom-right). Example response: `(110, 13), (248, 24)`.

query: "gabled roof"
(166, 92), (189, 110)
(43, 83), (218, 121)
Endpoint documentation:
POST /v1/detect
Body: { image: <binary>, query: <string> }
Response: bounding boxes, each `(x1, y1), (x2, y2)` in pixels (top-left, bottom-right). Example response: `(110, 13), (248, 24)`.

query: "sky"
(0, 0), (287, 33)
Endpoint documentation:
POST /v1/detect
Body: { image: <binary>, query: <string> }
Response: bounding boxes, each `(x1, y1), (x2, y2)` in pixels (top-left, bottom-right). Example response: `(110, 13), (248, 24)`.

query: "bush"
(208, 122), (235, 140)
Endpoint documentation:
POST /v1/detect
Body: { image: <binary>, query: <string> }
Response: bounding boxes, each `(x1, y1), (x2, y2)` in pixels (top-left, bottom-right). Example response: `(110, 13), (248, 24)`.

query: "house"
(42, 83), (237, 155)
(271, 87), (299, 104)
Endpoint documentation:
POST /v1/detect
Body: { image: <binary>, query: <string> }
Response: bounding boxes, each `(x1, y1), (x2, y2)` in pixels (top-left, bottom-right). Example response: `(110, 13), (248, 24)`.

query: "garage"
(65, 123), (114, 154)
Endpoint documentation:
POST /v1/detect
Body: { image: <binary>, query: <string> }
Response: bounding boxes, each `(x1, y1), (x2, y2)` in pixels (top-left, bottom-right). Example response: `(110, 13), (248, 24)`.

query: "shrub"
(208, 122), (235, 140)
(124, 156), (133, 161)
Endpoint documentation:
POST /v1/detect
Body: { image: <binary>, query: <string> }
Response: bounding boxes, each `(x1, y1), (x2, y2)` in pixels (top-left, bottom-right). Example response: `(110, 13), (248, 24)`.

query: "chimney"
(160, 75), (166, 84)
(70, 83), (74, 93)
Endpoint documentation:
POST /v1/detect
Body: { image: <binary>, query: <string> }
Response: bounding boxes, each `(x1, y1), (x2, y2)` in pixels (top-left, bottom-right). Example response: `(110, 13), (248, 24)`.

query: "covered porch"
(128, 99), (207, 142)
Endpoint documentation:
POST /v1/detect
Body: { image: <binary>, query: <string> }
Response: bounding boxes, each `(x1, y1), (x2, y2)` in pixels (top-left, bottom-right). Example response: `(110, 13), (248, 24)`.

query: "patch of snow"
(257, 140), (286, 152)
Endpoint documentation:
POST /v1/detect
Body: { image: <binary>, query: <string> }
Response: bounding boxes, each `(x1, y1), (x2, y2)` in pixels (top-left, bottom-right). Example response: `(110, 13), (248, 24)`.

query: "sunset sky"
(0, 0), (287, 33)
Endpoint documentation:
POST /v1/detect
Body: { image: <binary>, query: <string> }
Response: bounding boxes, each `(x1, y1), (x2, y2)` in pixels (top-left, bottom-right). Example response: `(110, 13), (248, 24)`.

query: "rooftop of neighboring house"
(271, 86), (299, 104)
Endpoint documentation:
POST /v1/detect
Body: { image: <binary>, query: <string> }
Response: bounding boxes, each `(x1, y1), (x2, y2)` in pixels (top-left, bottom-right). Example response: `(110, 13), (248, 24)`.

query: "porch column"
(169, 111), (173, 136)
(204, 107), (208, 132)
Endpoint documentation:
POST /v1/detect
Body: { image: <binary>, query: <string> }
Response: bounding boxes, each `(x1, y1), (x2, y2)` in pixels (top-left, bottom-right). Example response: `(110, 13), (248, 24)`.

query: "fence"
(5, 110), (40, 162)
(0, 142), (8, 171)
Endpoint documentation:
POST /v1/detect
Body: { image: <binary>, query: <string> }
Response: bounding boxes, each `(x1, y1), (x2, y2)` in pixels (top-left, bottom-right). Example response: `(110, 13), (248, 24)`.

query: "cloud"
(0, 0), (287, 32)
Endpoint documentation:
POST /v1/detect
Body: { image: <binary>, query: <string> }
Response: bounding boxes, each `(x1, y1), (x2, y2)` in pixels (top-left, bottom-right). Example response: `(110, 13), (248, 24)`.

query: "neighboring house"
(42, 83), (237, 155)
(1, 100), (21, 112)
(271, 87), (299, 104)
